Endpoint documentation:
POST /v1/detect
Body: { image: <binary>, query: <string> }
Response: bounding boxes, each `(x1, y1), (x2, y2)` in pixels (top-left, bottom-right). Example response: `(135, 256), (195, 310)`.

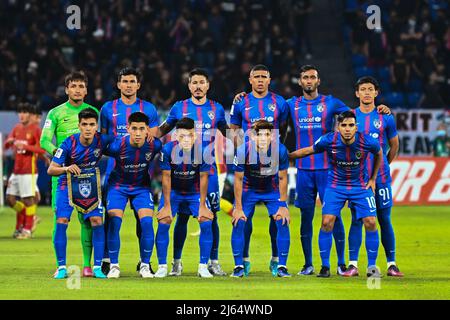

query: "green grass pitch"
(0, 205), (449, 300)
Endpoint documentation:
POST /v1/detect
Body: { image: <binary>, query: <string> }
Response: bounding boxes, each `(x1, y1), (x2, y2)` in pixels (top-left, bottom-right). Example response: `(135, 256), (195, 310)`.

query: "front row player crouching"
(289, 111), (383, 278)
(231, 120), (291, 278)
(48, 108), (110, 279)
(156, 117), (215, 278)
(103, 112), (162, 279)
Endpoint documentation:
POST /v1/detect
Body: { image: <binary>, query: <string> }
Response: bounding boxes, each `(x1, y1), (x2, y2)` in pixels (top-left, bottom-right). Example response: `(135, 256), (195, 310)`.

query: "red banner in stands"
(390, 157), (450, 206)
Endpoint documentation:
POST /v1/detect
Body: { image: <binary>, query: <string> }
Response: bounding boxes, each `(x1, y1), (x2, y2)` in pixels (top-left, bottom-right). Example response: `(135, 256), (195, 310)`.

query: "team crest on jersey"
(79, 180), (92, 198)
(208, 111), (215, 120)
(145, 152), (152, 161)
(373, 119), (382, 129)
(317, 104), (324, 112)
(355, 151), (362, 159)
(268, 103), (276, 112)
(94, 148), (101, 158)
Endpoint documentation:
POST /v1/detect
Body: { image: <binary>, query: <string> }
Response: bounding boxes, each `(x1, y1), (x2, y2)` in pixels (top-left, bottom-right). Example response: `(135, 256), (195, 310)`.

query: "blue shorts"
(178, 174), (220, 214)
(323, 187), (376, 220)
(158, 191), (211, 218)
(106, 186), (154, 212)
(295, 169), (328, 208)
(348, 183), (393, 210)
(55, 187), (103, 221)
(239, 190), (287, 219)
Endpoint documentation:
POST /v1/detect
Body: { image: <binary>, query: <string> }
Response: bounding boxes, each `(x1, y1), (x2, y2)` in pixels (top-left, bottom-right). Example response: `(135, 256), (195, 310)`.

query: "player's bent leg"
(136, 208), (155, 278)
(317, 214), (336, 278)
(333, 215), (346, 273)
(106, 210), (123, 278)
(242, 217), (253, 275)
(269, 218), (279, 275)
(77, 211), (93, 270)
(377, 207), (402, 276)
(299, 206), (315, 275)
(198, 216), (214, 278)
(362, 216), (381, 278)
(274, 215), (291, 278)
(230, 218), (246, 278)
(155, 214), (172, 278)
(88, 216), (107, 279)
(54, 217), (69, 279)
(343, 207), (363, 277)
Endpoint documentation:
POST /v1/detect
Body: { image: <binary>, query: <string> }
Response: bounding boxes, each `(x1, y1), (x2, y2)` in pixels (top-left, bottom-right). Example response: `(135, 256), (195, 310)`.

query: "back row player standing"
(157, 68), (229, 276)
(99, 67), (159, 275)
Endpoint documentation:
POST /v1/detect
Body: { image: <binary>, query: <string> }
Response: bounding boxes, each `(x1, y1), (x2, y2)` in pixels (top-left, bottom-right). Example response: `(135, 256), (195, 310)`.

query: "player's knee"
(198, 216), (212, 223)
(363, 217), (377, 231)
(89, 217), (103, 227)
(321, 215), (335, 231)
(159, 216), (172, 225)
(57, 218), (69, 224)
(22, 197), (34, 207)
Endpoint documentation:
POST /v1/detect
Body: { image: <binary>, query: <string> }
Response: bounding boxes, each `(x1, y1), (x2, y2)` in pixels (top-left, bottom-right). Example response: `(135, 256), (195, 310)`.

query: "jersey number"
(365, 196), (376, 209)
(378, 187), (390, 202)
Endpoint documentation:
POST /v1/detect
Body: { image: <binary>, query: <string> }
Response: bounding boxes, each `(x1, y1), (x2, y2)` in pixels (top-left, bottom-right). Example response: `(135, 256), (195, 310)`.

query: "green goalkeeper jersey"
(40, 101), (99, 154)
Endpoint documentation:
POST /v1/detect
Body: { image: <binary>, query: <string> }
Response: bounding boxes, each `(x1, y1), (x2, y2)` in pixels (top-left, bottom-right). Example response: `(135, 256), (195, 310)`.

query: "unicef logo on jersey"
(267, 116), (274, 122)
(316, 104), (324, 113)
(207, 111), (215, 120)
(94, 148), (101, 158)
(268, 103), (276, 112)
(373, 119), (382, 129)
(315, 117), (322, 122)
(205, 123), (211, 129)
(370, 133), (379, 139)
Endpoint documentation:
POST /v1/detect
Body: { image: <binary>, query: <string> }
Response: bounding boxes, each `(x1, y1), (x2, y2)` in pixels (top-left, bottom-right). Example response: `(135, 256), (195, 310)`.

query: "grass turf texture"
(0, 205), (449, 300)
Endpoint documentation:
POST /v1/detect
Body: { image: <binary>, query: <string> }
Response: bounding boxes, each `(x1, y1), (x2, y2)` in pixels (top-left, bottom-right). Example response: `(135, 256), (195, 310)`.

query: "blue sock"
(243, 217), (253, 259)
(333, 215), (346, 266)
(173, 213), (189, 260)
(156, 222), (170, 264)
(270, 218), (278, 258)
(139, 216), (154, 264)
(275, 219), (290, 266)
(365, 229), (380, 267)
(107, 216), (122, 264)
(300, 207), (314, 267)
(199, 220), (213, 264)
(231, 219), (246, 266)
(54, 223), (68, 267)
(210, 213), (219, 260)
(377, 207), (396, 262)
(348, 208), (363, 262)
(318, 229), (333, 268)
(103, 214), (109, 259)
(92, 225), (105, 267)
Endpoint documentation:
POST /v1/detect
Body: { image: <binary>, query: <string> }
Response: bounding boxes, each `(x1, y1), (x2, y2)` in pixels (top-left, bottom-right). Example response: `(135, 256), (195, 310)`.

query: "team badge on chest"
(145, 152), (152, 161)
(373, 119), (382, 129)
(355, 151), (362, 159)
(94, 148), (101, 158)
(268, 103), (276, 112)
(207, 111), (215, 120)
(317, 104), (324, 112)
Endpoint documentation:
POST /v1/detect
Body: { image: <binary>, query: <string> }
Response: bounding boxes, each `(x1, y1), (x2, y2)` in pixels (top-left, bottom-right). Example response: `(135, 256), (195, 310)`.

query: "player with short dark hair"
(343, 76), (403, 277)
(40, 70), (99, 277)
(103, 112), (162, 279)
(99, 67), (159, 275)
(48, 108), (110, 279)
(158, 68), (229, 277)
(155, 117), (214, 278)
(231, 120), (291, 278)
(230, 64), (290, 276)
(290, 111), (383, 278)
(5, 103), (45, 239)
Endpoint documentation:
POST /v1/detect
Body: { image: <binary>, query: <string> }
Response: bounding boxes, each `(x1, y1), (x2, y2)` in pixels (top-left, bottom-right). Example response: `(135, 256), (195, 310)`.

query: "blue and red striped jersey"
(287, 94), (349, 170)
(100, 98), (159, 136)
(52, 133), (113, 188)
(230, 92), (289, 132)
(313, 132), (381, 190)
(104, 136), (162, 190)
(165, 98), (227, 175)
(159, 141), (211, 195)
(233, 141), (289, 193)
(354, 108), (398, 184)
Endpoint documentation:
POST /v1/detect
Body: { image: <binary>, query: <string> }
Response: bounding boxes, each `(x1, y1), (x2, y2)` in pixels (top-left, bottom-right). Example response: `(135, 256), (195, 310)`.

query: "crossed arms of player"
(289, 142), (383, 192)
(232, 168), (290, 226)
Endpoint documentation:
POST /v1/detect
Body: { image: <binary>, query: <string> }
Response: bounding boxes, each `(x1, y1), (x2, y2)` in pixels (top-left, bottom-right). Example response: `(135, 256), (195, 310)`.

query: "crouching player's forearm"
(288, 145), (315, 160)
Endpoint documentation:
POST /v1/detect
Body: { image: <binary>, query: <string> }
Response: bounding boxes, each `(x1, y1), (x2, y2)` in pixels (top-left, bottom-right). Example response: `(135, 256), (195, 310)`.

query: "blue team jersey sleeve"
(166, 102), (181, 127)
(330, 96), (351, 115)
(200, 162), (212, 173)
(366, 134), (381, 154)
(230, 101), (243, 126)
(313, 133), (331, 154)
(52, 137), (70, 165)
(278, 97), (289, 124)
(385, 114), (398, 140)
(144, 102), (159, 128)
(99, 102), (111, 133)
(103, 137), (121, 157)
(159, 144), (172, 171)
(152, 138), (163, 154)
(278, 144), (289, 171)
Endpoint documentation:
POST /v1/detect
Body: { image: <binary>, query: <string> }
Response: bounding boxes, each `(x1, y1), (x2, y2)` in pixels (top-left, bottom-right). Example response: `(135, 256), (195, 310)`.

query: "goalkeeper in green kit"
(40, 71), (99, 277)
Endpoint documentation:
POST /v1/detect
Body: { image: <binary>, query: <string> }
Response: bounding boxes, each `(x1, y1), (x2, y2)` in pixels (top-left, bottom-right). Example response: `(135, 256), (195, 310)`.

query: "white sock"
(102, 258), (111, 263)
(211, 260), (219, 264)
(349, 261), (358, 268)
(277, 265), (286, 269)
(174, 259), (181, 264)
(58, 265), (66, 270)
(271, 257), (279, 262)
(387, 261), (396, 268)
(236, 265), (244, 268)
(199, 263), (208, 268)
(158, 264), (167, 268)
(243, 257), (250, 262)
